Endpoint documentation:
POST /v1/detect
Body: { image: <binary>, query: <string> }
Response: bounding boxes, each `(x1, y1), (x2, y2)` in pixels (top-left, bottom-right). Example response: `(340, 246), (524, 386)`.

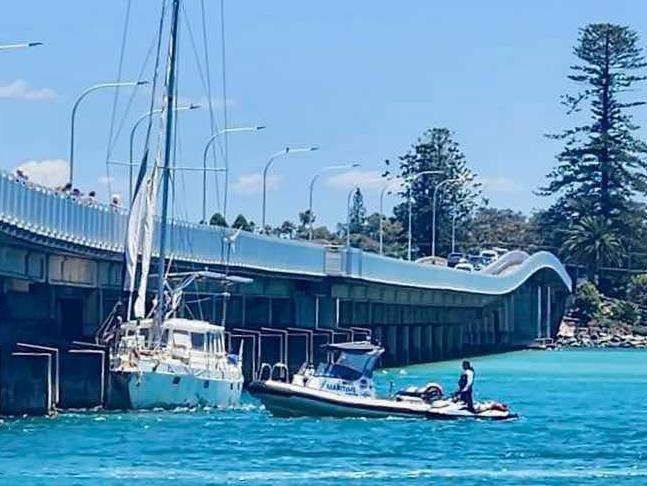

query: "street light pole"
(261, 146), (318, 231)
(129, 103), (200, 202)
(451, 212), (457, 253)
(69, 80), (148, 186)
(202, 125), (265, 224)
(308, 163), (360, 240)
(379, 178), (402, 256)
(346, 184), (360, 247)
(431, 177), (462, 258)
(0, 42), (43, 51)
(406, 170), (443, 261)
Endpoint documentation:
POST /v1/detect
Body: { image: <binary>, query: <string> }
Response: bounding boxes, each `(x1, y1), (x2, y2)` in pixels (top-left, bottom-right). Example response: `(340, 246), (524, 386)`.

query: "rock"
(558, 322), (576, 338)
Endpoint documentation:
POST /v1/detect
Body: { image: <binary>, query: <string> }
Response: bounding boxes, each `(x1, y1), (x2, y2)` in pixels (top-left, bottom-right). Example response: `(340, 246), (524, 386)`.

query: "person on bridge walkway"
(454, 360), (476, 413)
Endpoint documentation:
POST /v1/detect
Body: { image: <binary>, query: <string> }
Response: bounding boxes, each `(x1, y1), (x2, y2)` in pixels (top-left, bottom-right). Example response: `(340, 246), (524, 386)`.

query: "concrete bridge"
(0, 171), (572, 413)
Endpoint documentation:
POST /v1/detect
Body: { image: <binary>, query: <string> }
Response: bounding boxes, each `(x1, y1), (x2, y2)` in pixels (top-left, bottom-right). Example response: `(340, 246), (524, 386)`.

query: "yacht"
(98, 0), (246, 410)
(101, 270), (248, 410)
(109, 317), (243, 409)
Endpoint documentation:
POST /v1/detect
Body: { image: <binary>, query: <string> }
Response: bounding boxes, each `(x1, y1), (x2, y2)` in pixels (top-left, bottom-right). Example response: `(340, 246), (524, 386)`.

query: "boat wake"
(50, 466), (647, 483)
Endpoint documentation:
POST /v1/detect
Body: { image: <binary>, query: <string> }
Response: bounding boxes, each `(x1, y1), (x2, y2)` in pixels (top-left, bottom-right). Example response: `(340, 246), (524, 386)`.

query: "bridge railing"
(0, 170), (571, 291)
(0, 171), (327, 276)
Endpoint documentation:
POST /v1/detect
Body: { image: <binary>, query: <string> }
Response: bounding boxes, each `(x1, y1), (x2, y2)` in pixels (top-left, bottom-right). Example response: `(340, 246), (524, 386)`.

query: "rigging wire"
(201, 0), (223, 219)
(110, 26), (162, 193)
(180, 3), (225, 214)
(171, 26), (205, 322)
(219, 0), (230, 219)
(104, 0), (132, 198)
(133, 0), (169, 201)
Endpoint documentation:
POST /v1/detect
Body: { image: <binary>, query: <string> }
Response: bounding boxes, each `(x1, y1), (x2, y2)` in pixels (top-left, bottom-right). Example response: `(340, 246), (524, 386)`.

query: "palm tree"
(561, 217), (624, 282)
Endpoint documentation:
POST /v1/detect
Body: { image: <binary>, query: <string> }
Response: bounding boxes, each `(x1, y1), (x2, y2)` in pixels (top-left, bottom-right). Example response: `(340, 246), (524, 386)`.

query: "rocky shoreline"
(556, 321), (647, 349)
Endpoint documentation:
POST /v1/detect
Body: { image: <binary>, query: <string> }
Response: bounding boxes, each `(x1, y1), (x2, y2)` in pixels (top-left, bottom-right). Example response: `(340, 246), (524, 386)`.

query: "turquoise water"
(1, 350), (646, 485)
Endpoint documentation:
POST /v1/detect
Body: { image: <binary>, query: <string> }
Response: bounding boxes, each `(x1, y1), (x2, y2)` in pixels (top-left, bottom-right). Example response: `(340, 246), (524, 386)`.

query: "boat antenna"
(153, 0), (182, 345)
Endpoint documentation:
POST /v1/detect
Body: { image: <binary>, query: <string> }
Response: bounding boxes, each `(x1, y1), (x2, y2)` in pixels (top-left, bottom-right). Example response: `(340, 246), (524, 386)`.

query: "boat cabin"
(119, 318), (226, 356)
(317, 342), (384, 381)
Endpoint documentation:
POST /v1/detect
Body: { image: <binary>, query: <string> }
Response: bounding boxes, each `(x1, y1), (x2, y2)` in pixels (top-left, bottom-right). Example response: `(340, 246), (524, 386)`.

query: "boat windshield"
(321, 350), (380, 380)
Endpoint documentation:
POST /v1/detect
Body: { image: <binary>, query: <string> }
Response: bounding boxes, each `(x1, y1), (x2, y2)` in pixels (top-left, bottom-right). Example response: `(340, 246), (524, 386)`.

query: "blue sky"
(1, 0), (646, 227)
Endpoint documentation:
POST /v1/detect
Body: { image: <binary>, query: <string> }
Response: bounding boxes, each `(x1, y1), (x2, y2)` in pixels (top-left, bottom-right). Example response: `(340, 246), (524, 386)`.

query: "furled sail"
(123, 144), (163, 319)
(133, 161), (160, 318)
(123, 154), (149, 318)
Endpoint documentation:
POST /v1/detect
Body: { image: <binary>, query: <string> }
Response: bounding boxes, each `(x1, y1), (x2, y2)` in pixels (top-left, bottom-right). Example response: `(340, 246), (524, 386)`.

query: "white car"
(455, 262), (474, 272)
(479, 249), (499, 264)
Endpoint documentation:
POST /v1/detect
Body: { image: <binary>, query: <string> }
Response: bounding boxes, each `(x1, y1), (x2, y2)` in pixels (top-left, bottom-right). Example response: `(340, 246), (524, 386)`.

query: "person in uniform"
(454, 360), (476, 413)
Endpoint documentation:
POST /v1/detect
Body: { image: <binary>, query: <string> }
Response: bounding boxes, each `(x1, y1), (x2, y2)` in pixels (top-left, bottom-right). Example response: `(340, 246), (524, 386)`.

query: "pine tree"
(348, 188), (367, 233)
(386, 128), (480, 258)
(542, 24), (647, 237)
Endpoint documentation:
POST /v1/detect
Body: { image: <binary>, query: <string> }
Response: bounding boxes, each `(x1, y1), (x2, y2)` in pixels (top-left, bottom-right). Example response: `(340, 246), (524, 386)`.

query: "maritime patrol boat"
(249, 341), (517, 420)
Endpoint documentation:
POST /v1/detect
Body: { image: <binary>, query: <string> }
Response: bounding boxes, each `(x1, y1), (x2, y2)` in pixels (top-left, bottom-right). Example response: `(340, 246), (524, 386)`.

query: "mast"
(153, 0), (181, 344)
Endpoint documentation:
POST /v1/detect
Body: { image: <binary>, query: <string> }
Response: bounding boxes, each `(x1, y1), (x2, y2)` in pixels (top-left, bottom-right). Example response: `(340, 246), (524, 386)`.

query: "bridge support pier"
(410, 325), (422, 363)
(422, 325), (433, 362)
(398, 325), (410, 366)
(433, 325), (444, 361)
(385, 325), (398, 367)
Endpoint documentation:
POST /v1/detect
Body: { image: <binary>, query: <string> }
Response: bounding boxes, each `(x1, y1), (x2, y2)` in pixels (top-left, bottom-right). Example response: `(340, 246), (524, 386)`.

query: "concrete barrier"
(59, 347), (105, 409)
(0, 349), (53, 415)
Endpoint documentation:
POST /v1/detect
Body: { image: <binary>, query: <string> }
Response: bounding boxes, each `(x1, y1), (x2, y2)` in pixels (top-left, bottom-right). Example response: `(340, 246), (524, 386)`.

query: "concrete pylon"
(385, 325), (398, 366)
(409, 325), (422, 363)
(422, 325), (433, 362)
(398, 325), (410, 366)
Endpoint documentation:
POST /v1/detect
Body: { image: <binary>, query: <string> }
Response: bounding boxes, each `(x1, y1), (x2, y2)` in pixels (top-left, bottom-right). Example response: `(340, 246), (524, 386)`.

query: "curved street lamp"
(261, 146), (319, 231)
(69, 80), (148, 186)
(202, 125), (265, 223)
(406, 170), (443, 261)
(378, 177), (404, 256)
(431, 177), (464, 258)
(345, 176), (383, 247)
(129, 103), (200, 201)
(308, 163), (360, 240)
(0, 42), (43, 51)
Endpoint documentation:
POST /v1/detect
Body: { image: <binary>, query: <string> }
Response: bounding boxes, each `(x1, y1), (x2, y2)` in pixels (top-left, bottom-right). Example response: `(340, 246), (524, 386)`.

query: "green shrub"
(627, 274), (647, 307)
(610, 300), (640, 326)
(572, 281), (602, 322)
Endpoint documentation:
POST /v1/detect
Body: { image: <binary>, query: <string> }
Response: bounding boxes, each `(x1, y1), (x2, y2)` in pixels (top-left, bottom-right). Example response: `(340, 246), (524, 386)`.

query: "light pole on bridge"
(308, 163), (360, 240)
(69, 81), (148, 187)
(406, 170), (443, 261)
(202, 125), (265, 224)
(261, 146), (319, 232)
(128, 103), (201, 202)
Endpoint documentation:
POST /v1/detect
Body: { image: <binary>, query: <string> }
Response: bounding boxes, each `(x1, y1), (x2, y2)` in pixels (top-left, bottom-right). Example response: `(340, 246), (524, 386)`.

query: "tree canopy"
(541, 24), (647, 248)
(386, 128), (481, 258)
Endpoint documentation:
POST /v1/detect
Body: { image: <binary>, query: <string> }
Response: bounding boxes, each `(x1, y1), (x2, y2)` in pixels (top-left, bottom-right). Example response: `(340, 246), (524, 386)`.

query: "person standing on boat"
(455, 360), (476, 412)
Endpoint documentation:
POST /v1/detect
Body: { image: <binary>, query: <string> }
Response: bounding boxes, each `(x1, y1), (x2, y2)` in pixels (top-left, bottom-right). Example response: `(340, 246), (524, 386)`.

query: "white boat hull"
(249, 381), (516, 420)
(109, 357), (243, 410)
(119, 370), (242, 409)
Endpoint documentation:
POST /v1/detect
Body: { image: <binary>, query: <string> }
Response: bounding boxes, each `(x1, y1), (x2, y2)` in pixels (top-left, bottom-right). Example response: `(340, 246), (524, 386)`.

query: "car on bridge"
(446, 252), (465, 268)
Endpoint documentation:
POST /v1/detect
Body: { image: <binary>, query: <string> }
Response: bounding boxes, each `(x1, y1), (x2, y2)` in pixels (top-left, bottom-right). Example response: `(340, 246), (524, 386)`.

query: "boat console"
(284, 341), (384, 398)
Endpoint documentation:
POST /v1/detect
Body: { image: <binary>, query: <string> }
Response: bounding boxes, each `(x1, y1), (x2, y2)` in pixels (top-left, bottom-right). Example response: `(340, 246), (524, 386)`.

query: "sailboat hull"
(108, 370), (243, 410)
